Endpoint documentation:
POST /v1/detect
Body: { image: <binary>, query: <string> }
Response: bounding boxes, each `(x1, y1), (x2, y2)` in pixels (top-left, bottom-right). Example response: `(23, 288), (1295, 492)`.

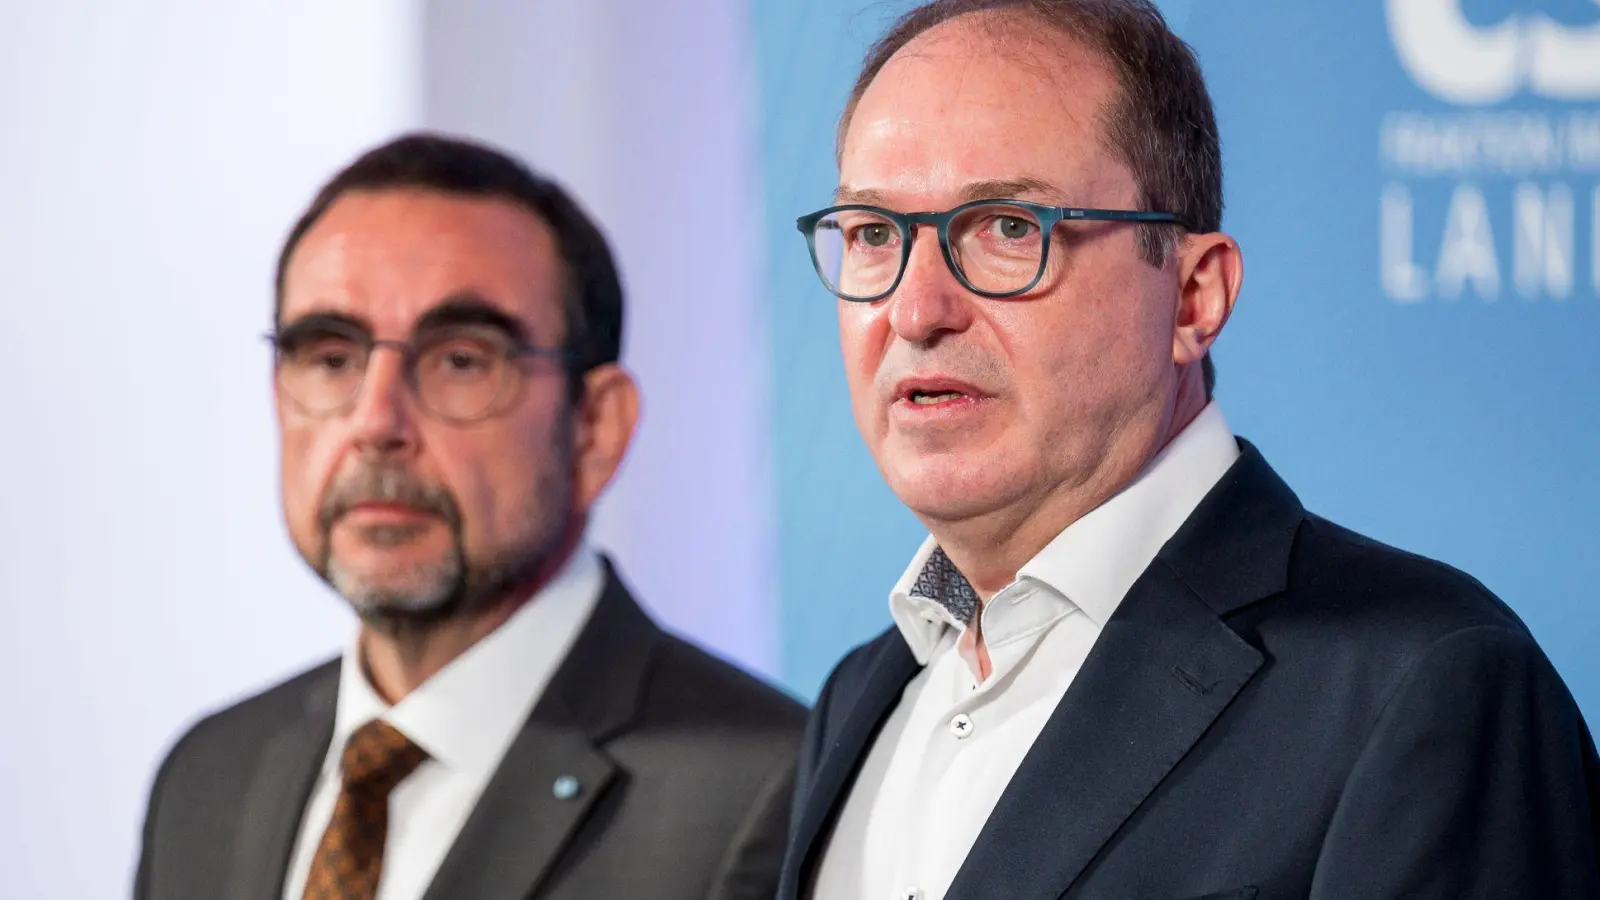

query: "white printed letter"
(1513, 182), (1574, 299)
(1436, 183), (1500, 300)
(1382, 184), (1429, 302)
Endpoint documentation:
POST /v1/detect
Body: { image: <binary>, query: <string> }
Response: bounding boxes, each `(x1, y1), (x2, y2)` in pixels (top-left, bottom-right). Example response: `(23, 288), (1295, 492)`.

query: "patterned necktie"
(301, 719), (429, 900)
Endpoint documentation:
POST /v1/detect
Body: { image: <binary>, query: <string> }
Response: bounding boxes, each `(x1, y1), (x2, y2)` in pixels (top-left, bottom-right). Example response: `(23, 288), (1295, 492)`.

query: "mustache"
(317, 465), (462, 533)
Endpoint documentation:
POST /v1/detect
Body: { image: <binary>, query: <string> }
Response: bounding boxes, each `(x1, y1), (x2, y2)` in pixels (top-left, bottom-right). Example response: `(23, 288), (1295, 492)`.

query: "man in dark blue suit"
(781, 1), (1600, 898)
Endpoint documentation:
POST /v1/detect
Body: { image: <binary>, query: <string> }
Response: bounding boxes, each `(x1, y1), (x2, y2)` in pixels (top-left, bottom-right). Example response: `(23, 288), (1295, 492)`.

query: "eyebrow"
(276, 310), (371, 337)
(413, 292), (531, 343)
(834, 176), (1068, 209)
(834, 186), (894, 205)
(275, 291), (533, 344)
(955, 177), (1064, 204)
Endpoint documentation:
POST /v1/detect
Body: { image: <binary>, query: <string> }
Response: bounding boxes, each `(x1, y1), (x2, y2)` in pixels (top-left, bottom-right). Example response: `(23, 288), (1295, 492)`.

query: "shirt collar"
(889, 539), (965, 664)
(327, 543), (605, 777)
(889, 401), (1240, 662)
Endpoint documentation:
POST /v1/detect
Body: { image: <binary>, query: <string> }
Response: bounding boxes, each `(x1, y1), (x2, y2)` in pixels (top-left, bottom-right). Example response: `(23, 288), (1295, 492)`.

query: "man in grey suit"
(135, 132), (806, 900)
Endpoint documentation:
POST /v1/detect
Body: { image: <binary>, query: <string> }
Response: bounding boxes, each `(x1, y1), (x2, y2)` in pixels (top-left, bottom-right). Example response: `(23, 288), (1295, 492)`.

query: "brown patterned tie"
(301, 719), (429, 900)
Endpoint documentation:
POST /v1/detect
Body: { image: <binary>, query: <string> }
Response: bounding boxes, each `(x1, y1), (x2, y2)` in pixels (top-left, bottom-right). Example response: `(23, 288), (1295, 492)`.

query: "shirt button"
(949, 713), (974, 738)
(899, 888), (923, 900)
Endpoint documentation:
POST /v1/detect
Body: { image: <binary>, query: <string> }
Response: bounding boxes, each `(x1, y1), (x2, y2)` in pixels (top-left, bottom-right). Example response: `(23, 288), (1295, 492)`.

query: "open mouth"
(908, 389), (967, 405)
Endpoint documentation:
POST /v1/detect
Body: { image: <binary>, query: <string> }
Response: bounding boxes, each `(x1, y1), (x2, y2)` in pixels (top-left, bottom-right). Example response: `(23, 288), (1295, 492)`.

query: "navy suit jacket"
(781, 441), (1600, 900)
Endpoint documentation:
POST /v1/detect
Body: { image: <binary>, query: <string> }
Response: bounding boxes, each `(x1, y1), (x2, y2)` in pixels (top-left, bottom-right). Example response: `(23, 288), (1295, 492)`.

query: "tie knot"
(339, 719), (428, 792)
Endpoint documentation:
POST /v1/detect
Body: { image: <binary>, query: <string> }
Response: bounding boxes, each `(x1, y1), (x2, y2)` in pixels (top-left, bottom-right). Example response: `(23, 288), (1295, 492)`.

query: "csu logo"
(1386, 0), (1600, 103)
(1379, 2), (1600, 302)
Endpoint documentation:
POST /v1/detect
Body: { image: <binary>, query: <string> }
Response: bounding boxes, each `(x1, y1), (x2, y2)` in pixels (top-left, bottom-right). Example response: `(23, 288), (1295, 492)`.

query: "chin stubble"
(311, 429), (573, 629)
(316, 466), (466, 624)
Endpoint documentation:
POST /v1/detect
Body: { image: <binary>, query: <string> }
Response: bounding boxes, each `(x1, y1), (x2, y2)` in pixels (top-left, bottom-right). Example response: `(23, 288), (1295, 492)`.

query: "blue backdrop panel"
(757, 0), (1599, 713)
(756, 0), (923, 699)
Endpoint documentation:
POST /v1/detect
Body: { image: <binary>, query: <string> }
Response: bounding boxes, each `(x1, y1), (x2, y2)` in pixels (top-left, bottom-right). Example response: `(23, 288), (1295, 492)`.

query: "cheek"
(1006, 280), (1175, 448)
(1090, 280), (1177, 393)
(450, 411), (570, 544)
(278, 418), (342, 536)
(838, 302), (890, 434)
(983, 298), (1119, 437)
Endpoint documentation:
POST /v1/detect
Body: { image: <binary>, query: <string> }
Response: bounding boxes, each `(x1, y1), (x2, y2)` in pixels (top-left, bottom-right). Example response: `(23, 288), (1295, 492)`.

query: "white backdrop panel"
(0, 3), (419, 897)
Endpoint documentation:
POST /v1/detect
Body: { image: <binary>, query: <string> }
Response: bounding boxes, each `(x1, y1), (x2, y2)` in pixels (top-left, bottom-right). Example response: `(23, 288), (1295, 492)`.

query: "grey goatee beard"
(314, 441), (572, 628)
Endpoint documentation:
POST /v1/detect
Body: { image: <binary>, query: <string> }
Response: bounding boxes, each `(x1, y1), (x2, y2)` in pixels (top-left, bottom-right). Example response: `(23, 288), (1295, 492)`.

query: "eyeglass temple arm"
(1060, 207), (1190, 228)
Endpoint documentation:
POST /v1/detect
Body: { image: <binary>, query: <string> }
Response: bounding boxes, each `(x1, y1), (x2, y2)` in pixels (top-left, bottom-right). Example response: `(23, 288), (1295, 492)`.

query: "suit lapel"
(944, 564), (1264, 900)
(943, 440), (1302, 900)
(420, 558), (656, 900)
(781, 443), (1300, 900)
(418, 725), (618, 899)
(787, 635), (920, 899)
(228, 666), (337, 900)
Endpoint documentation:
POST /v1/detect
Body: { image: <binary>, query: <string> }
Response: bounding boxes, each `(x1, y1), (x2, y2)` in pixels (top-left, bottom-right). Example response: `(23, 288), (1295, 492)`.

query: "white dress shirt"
(281, 545), (605, 900)
(812, 403), (1240, 900)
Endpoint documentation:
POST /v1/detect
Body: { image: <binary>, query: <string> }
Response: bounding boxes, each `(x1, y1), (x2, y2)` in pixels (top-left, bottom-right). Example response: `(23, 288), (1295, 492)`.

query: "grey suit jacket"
(135, 561), (807, 900)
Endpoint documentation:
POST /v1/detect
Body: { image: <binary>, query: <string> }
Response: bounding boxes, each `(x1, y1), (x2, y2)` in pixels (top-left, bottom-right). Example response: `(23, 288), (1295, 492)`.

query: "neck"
(932, 379), (1209, 601)
(359, 520), (586, 704)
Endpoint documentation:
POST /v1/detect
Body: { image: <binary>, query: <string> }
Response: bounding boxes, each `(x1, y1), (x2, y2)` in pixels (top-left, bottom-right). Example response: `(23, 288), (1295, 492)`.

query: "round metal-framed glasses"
(267, 321), (576, 424)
